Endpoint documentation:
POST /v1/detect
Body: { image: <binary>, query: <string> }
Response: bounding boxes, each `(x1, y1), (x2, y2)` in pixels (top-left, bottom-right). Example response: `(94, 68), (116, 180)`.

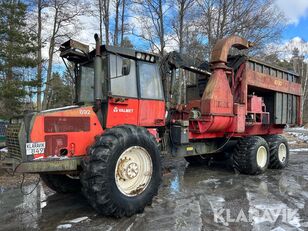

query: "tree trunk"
(36, 0), (42, 111)
(120, 0), (125, 47)
(114, 0), (120, 46)
(104, 0), (110, 45)
(302, 63), (308, 114)
(42, 7), (58, 110)
(99, 0), (103, 44)
(159, 0), (164, 57)
(178, 0), (184, 54)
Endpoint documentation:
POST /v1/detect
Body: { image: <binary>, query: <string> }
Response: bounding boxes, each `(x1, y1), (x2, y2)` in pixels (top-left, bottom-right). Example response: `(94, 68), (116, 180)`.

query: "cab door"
(106, 54), (139, 128)
(137, 61), (165, 127)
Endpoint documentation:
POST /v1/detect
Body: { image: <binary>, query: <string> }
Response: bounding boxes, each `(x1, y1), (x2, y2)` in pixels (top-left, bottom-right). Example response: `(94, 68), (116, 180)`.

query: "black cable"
(1, 156), (40, 195)
(200, 126), (236, 159)
(3, 157), (22, 176)
(20, 173), (41, 196)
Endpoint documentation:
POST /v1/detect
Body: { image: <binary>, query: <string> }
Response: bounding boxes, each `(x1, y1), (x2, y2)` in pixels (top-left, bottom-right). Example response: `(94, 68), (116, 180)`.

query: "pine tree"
(0, 0), (37, 119)
(47, 72), (72, 109)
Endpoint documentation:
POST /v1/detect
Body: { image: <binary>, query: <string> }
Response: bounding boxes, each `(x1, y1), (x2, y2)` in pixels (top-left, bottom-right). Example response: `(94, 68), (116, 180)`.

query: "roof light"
(136, 52), (156, 62)
(136, 52), (142, 59)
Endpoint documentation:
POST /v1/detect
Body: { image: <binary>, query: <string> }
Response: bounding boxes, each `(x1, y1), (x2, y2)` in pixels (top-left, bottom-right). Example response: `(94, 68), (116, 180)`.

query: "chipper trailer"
(2, 35), (302, 217)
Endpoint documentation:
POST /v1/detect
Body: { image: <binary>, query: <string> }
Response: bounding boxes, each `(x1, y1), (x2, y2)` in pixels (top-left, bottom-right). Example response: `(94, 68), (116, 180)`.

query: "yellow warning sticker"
(186, 147), (193, 151)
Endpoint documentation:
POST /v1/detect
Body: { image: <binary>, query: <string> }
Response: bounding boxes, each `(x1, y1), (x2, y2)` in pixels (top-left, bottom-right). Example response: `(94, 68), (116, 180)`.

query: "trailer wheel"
(40, 173), (81, 193)
(185, 155), (211, 165)
(80, 125), (162, 217)
(233, 136), (270, 175)
(265, 135), (289, 169)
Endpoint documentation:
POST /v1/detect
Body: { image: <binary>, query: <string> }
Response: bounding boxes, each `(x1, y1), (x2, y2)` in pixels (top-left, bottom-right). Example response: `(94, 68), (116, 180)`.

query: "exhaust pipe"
(94, 33), (102, 111)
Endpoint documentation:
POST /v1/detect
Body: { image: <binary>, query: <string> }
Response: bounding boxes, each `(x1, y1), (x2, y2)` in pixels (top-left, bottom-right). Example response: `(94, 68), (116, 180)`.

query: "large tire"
(233, 136), (270, 175)
(185, 155), (211, 165)
(80, 125), (162, 217)
(265, 135), (289, 169)
(40, 173), (81, 193)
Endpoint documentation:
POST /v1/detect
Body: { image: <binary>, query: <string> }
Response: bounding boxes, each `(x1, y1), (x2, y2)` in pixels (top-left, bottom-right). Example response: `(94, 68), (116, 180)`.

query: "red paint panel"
(201, 69), (234, 115)
(228, 104), (246, 133)
(246, 69), (301, 96)
(106, 97), (139, 128)
(31, 106), (103, 158)
(247, 96), (262, 113)
(243, 124), (283, 136)
(138, 100), (165, 127)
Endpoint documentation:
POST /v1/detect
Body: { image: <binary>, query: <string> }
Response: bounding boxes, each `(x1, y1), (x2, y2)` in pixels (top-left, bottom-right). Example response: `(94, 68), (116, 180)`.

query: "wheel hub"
(118, 158), (139, 180)
(256, 146), (267, 168)
(115, 146), (153, 197)
(278, 143), (287, 163)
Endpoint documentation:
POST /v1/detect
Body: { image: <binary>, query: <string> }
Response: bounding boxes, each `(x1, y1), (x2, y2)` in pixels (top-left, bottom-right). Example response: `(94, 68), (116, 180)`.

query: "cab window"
(139, 62), (164, 100)
(110, 54), (137, 98)
(79, 63), (94, 103)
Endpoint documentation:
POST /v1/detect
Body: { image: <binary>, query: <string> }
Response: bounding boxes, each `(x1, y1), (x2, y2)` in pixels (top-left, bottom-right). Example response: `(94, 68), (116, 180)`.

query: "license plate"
(26, 142), (46, 155)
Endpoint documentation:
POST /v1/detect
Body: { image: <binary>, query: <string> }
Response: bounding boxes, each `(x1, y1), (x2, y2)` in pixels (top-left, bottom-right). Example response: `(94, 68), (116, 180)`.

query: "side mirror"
(122, 59), (131, 76)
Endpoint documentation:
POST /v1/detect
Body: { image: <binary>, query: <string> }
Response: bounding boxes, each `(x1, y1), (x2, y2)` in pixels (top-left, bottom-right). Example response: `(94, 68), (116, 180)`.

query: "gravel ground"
(0, 131), (307, 231)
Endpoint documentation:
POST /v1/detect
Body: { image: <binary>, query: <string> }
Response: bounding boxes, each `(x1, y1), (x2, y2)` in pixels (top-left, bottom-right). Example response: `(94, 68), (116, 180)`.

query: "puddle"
(0, 152), (308, 230)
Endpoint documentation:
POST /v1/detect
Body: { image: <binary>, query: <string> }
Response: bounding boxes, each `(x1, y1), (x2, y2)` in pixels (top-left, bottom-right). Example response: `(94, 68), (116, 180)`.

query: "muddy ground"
(0, 130), (308, 231)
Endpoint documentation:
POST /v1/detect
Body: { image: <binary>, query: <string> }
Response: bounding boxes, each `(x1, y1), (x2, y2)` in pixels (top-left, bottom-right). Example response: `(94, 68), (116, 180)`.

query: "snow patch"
(68, 216), (89, 223)
(57, 224), (72, 229)
(201, 179), (220, 184)
(290, 148), (308, 152)
(0, 147), (8, 153)
(288, 132), (308, 142)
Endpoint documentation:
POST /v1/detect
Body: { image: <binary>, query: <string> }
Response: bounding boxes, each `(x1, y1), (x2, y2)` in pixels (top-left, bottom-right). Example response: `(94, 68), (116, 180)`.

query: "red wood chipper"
(2, 35), (301, 217)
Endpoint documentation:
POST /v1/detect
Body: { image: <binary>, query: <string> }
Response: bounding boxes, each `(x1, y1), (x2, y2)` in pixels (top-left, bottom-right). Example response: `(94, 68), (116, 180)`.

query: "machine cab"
(60, 39), (166, 128)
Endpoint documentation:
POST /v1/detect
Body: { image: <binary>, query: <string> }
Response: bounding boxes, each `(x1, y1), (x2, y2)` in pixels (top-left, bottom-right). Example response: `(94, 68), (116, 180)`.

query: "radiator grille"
(6, 123), (22, 161)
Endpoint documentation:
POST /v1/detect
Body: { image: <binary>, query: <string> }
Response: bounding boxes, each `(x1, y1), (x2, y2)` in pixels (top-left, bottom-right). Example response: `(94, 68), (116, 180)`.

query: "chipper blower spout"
(200, 36), (252, 131)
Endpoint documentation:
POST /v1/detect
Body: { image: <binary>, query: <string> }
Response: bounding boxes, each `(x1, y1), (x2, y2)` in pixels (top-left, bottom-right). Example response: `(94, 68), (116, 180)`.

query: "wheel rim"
(278, 143), (287, 163)
(115, 146), (153, 197)
(256, 146), (267, 168)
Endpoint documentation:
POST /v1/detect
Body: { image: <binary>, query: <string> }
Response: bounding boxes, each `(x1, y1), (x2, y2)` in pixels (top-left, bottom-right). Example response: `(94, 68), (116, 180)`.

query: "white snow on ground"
(289, 126), (307, 131)
(57, 224), (72, 229)
(288, 132), (308, 142)
(0, 147), (7, 153)
(68, 216), (89, 223)
(56, 217), (89, 230)
(290, 148), (308, 152)
(286, 126), (308, 143)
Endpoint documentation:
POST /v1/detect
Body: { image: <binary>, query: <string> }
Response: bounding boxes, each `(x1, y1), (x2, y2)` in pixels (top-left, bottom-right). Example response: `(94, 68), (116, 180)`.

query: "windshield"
(139, 62), (164, 100)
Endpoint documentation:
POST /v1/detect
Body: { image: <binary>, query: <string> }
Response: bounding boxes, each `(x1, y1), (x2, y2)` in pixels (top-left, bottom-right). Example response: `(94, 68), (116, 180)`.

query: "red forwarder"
(3, 35), (301, 217)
